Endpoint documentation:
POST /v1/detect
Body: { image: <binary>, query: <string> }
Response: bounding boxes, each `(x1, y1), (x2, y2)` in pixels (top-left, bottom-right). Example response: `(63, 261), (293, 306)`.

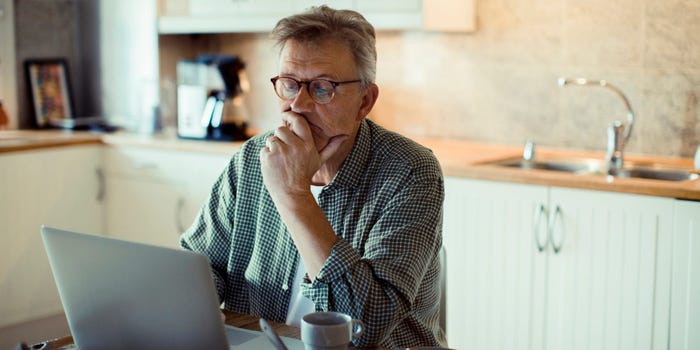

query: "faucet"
(606, 121), (625, 175)
(557, 78), (636, 175)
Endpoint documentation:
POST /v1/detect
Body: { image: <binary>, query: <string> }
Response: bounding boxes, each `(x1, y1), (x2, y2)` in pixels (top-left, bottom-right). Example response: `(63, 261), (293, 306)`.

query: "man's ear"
(356, 83), (379, 121)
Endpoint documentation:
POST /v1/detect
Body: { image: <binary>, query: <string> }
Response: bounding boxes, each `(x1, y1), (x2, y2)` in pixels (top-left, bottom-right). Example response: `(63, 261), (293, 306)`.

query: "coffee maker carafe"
(176, 55), (249, 141)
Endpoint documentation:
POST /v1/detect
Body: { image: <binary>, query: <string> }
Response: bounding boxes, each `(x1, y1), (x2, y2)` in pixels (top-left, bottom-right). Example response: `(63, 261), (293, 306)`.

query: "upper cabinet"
(0, 0), (17, 129)
(157, 0), (475, 34)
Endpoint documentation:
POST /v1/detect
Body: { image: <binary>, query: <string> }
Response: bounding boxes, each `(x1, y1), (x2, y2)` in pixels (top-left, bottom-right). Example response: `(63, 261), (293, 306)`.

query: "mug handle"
(351, 319), (365, 339)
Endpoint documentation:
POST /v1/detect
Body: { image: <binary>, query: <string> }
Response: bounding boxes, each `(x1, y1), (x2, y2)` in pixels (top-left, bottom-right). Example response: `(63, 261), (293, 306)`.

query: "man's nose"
(290, 85), (314, 112)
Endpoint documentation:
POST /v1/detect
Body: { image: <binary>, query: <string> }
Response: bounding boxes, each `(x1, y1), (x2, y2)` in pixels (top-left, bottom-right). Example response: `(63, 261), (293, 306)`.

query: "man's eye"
(283, 82), (299, 92)
(314, 87), (330, 97)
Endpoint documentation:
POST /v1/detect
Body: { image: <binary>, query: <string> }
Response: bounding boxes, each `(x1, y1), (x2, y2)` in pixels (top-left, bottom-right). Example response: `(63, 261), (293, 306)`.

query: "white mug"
(301, 312), (364, 350)
(694, 145), (700, 169)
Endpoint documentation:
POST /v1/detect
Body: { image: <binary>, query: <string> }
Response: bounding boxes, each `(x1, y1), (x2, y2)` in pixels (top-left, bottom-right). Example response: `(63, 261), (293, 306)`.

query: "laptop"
(40, 226), (304, 350)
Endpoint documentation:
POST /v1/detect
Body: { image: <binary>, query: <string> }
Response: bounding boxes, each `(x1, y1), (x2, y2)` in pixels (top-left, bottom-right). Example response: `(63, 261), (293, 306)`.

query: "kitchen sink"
(616, 166), (699, 181)
(485, 157), (698, 182)
(494, 158), (603, 174)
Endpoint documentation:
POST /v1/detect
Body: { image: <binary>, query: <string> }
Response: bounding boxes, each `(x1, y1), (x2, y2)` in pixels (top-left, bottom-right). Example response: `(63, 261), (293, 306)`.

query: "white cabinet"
(356, 0), (422, 30)
(443, 178), (544, 349)
(190, 0), (294, 16)
(158, 0), (475, 33)
(97, 0), (160, 131)
(103, 147), (230, 248)
(0, 146), (103, 328)
(540, 187), (673, 350)
(443, 177), (674, 350)
(669, 199), (700, 350)
(0, 0), (17, 129)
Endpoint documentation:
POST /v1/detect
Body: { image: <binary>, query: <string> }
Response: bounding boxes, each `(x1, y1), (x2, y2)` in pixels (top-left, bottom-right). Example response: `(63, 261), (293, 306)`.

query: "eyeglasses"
(270, 76), (362, 104)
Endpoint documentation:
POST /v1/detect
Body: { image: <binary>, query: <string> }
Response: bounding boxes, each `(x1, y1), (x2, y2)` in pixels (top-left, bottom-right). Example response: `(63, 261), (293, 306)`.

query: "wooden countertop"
(0, 129), (243, 155)
(416, 138), (700, 200)
(2, 129), (699, 200)
(0, 130), (103, 152)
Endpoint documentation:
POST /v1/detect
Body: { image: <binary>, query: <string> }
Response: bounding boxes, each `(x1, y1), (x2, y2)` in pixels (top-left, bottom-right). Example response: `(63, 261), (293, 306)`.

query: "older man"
(180, 6), (444, 348)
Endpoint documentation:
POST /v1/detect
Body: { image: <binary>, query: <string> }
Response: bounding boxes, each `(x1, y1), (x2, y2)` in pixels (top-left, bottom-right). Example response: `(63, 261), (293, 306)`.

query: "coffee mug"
(301, 312), (364, 350)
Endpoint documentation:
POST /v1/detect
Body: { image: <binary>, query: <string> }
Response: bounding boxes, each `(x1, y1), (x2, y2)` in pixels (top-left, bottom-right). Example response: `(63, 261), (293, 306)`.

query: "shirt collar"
(327, 119), (371, 189)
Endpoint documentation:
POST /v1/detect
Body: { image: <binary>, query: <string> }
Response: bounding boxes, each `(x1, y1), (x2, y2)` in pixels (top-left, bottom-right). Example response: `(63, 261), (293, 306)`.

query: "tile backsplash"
(159, 0), (700, 157)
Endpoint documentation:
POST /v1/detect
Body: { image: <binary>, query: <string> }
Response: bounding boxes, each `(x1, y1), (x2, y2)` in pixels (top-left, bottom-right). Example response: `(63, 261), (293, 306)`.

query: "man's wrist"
(271, 187), (315, 210)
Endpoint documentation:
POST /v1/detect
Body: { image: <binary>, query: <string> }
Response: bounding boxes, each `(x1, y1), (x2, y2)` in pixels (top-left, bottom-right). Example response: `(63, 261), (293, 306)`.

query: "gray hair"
(270, 5), (377, 86)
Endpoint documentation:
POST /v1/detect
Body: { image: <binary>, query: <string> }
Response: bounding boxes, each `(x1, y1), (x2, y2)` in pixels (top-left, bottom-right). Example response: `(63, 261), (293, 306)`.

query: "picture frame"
(25, 58), (74, 127)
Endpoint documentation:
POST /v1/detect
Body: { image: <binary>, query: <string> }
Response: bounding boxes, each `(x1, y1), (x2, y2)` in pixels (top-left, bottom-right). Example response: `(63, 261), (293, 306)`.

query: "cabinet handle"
(533, 203), (548, 252)
(176, 197), (186, 235)
(95, 167), (105, 202)
(132, 161), (157, 170)
(548, 205), (565, 254)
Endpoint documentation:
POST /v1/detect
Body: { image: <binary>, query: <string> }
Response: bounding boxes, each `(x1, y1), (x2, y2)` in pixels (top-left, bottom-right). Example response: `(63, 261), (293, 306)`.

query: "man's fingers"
(265, 135), (279, 151)
(273, 125), (298, 146)
(281, 113), (313, 143)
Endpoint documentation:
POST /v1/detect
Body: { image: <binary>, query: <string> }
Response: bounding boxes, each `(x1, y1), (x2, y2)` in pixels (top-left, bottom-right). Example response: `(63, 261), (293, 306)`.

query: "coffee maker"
(176, 55), (249, 141)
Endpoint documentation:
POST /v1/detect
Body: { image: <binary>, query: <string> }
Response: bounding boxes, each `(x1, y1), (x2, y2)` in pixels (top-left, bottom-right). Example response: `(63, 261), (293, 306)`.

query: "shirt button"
(282, 283), (289, 291)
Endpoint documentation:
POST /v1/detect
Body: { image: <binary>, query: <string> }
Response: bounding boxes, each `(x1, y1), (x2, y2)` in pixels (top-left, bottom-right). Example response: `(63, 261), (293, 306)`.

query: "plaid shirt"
(180, 119), (444, 348)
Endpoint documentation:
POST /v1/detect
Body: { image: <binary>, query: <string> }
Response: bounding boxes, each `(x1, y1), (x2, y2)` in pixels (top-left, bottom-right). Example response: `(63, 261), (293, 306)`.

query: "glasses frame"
(270, 76), (362, 104)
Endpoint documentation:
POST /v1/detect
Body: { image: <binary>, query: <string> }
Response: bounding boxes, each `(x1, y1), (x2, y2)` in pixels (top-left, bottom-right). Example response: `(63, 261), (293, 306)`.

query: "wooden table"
(27, 310), (299, 349)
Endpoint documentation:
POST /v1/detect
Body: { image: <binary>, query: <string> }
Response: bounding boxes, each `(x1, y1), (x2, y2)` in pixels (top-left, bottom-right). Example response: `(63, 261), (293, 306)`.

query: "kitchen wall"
(160, 0), (700, 158)
(7, 0), (159, 131)
(12, 0), (82, 129)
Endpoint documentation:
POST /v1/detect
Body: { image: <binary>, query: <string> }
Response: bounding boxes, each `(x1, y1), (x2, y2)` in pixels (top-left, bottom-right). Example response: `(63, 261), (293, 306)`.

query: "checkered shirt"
(180, 119), (444, 348)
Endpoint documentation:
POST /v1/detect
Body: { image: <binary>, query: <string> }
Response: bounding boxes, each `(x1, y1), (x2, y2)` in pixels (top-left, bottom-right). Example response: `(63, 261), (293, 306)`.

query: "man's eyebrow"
(279, 73), (340, 81)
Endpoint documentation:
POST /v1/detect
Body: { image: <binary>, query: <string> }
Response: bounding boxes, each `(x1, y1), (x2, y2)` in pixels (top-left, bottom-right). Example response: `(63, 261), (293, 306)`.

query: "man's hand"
(260, 113), (320, 200)
(259, 112), (342, 280)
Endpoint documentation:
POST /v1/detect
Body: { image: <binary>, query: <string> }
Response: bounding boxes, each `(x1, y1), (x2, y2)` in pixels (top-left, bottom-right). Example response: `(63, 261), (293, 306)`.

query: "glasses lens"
(275, 78), (299, 100)
(309, 80), (334, 104)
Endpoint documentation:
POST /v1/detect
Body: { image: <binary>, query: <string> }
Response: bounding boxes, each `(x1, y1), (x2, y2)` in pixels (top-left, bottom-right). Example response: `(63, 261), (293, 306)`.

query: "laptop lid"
(41, 225), (229, 350)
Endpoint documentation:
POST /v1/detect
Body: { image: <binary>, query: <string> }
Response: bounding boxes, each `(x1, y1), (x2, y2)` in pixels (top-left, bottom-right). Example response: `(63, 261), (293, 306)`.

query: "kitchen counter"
(416, 138), (700, 200)
(0, 130), (103, 152)
(0, 129), (244, 155)
(2, 129), (699, 200)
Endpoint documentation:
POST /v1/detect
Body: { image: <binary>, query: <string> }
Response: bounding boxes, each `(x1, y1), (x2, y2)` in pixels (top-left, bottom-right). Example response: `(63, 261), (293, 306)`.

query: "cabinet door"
(294, 0), (353, 11)
(356, 0), (421, 12)
(103, 147), (230, 248)
(189, 0), (293, 16)
(161, 0), (476, 33)
(542, 188), (674, 350)
(0, 146), (103, 327)
(104, 176), (183, 248)
(670, 200), (700, 350)
(443, 177), (547, 350)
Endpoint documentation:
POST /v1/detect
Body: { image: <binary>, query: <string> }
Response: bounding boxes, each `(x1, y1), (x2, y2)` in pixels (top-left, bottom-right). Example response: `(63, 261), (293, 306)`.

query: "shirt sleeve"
(179, 158), (237, 302)
(300, 170), (444, 347)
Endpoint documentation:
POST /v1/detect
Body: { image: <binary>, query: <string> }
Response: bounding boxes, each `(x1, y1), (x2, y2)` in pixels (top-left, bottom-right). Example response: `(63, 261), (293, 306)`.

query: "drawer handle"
(132, 161), (157, 170)
(96, 167), (105, 202)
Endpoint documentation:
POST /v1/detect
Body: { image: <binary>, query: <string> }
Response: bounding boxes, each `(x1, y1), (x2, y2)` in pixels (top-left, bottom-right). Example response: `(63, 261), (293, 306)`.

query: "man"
(180, 6), (444, 348)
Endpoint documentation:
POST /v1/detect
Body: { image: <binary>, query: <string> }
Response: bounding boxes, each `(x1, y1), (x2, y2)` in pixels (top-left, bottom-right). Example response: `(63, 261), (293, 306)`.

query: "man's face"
(277, 38), (369, 157)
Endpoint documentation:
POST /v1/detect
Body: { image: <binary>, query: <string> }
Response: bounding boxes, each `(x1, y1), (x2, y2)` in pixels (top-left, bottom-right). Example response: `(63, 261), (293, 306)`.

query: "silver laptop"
(40, 226), (304, 350)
